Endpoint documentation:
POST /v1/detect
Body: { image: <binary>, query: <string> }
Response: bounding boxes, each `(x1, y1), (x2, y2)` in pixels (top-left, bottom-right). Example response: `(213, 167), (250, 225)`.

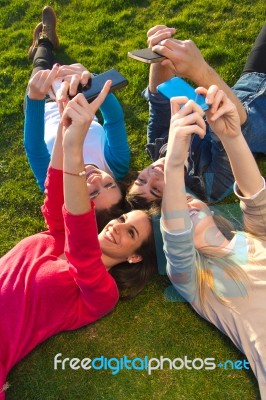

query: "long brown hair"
(95, 180), (131, 232)
(109, 210), (157, 300)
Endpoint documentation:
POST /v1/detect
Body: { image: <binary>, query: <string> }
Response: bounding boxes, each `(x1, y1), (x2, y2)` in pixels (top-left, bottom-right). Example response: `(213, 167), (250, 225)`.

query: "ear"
(127, 254), (143, 264)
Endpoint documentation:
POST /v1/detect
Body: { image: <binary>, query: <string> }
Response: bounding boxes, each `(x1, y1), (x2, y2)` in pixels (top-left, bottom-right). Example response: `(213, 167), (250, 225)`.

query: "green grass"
(0, 0), (265, 399)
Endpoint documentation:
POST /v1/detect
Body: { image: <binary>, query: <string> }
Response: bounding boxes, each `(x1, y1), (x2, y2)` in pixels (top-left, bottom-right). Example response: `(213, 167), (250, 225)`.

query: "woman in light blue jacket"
(158, 85), (266, 398)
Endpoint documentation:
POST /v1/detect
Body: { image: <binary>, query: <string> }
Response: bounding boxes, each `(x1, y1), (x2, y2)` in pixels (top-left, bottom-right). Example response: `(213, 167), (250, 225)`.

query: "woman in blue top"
(159, 86), (266, 398)
(25, 6), (130, 214)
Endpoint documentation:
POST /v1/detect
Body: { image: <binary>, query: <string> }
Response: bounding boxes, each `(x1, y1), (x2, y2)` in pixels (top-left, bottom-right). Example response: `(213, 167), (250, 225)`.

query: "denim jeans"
(143, 72), (266, 203)
(232, 72), (266, 153)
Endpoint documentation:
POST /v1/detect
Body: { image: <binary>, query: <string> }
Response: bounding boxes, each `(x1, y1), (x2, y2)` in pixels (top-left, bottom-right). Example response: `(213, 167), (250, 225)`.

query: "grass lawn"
(0, 0), (265, 399)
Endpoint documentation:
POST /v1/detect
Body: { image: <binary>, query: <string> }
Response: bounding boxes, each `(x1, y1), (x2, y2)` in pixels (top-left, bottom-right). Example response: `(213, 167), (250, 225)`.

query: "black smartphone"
(75, 69), (128, 102)
(128, 48), (166, 64)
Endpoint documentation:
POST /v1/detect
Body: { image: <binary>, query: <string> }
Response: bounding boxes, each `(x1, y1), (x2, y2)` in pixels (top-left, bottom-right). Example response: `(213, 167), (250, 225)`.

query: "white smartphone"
(128, 48), (166, 64)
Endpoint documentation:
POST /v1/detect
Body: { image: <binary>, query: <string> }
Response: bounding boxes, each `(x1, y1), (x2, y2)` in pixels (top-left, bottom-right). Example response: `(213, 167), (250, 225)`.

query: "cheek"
(86, 183), (92, 193)
(158, 180), (165, 190)
(204, 225), (224, 246)
(193, 216), (219, 247)
(129, 184), (140, 195)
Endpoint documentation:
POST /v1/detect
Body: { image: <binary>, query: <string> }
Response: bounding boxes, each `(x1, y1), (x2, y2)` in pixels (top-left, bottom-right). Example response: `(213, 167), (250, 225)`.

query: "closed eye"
(89, 190), (100, 199)
(117, 214), (137, 239)
(135, 176), (146, 185)
(128, 228), (135, 238)
(151, 187), (162, 198)
(104, 182), (117, 189)
(117, 215), (126, 222)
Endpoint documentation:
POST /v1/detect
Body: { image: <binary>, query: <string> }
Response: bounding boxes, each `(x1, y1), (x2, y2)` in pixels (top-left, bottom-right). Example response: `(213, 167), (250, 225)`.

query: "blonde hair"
(195, 214), (250, 310)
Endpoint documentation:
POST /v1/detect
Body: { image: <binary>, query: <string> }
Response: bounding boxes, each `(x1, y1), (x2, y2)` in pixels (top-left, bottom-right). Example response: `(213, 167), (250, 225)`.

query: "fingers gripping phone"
(157, 77), (209, 111)
(128, 48), (166, 63)
(80, 69), (128, 102)
(50, 69), (128, 102)
(48, 78), (64, 100)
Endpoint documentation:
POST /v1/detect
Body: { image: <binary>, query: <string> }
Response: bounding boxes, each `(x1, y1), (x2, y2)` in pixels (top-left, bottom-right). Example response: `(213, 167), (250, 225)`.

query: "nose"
(113, 220), (128, 235)
(148, 167), (162, 179)
(147, 173), (161, 186)
(113, 221), (122, 232)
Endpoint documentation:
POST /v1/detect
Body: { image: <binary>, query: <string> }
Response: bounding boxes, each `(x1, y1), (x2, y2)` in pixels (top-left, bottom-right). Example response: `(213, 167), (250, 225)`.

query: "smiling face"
(98, 210), (152, 266)
(128, 158), (165, 201)
(85, 165), (122, 210)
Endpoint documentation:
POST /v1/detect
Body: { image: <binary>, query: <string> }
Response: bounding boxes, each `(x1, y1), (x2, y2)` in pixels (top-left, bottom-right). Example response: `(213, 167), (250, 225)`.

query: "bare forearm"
(63, 148), (91, 215)
(194, 64), (247, 125)
(50, 124), (63, 170)
(149, 63), (175, 93)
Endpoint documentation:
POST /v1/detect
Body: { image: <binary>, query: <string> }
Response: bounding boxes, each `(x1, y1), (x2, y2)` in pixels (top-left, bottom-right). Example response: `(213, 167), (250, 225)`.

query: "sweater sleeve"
(101, 93), (130, 180)
(234, 178), (266, 237)
(41, 167), (65, 232)
(24, 96), (50, 191)
(63, 206), (119, 318)
(161, 222), (198, 303)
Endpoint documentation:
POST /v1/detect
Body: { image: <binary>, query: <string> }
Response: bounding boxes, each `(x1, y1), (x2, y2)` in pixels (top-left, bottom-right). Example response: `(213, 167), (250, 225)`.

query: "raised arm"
(162, 98), (206, 232)
(60, 82), (119, 314)
(152, 31), (247, 125)
(146, 25), (176, 93)
(61, 82), (112, 215)
(100, 93), (130, 180)
(161, 98), (206, 301)
(201, 85), (263, 197)
(144, 26), (176, 143)
(24, 66), (60, 190)
(24, 63), (90, 191)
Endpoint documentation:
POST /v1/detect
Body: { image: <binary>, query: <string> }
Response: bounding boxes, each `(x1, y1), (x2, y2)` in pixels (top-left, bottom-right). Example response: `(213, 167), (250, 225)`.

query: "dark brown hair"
(108, 209), (158, 300)
(95, 180), (132, 232)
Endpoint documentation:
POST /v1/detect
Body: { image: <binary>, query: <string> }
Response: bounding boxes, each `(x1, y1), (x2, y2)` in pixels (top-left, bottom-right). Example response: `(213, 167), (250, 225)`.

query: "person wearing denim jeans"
(128, 24), (266, 204)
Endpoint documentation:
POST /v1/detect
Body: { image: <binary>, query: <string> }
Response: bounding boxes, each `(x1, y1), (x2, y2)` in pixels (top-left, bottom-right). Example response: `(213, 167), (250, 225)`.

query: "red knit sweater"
(0, 167), (119, 399)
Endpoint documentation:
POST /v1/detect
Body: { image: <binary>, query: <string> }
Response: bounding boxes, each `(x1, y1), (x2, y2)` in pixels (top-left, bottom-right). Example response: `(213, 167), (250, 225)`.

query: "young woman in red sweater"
(0, 73), (156, 399)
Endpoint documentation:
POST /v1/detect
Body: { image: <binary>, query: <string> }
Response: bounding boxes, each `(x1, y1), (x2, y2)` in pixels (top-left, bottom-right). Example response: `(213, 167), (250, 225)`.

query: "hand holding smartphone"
(80, 69), (128, 102)
(128, 48), (166, 64)
(157, 77), (209, 111)
(50, 69), (128, 102)
(47, 78), (64, 100)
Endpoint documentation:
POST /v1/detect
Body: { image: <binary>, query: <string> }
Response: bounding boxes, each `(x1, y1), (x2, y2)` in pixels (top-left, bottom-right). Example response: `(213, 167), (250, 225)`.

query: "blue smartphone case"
(157, 77), (209, 111)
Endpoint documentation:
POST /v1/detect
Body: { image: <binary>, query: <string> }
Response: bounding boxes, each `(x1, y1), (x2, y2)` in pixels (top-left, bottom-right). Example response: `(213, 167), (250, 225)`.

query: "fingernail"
(54, 63), (60, 68)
